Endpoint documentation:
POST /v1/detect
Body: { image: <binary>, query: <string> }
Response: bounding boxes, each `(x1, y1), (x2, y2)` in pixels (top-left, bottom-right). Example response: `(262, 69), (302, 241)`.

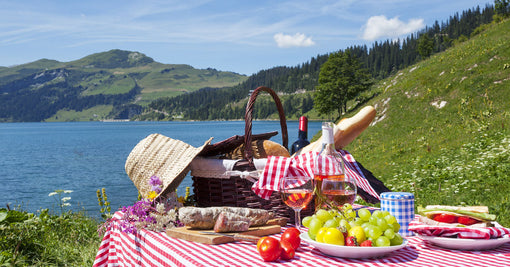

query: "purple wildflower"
(152, 185), (162, 194)
(149, 175), (162, 186)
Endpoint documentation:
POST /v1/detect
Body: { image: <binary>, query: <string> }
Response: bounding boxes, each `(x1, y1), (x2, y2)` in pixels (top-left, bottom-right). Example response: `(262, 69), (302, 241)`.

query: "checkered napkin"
(251, 150), (380, 200)
(408, 216), (510, 239)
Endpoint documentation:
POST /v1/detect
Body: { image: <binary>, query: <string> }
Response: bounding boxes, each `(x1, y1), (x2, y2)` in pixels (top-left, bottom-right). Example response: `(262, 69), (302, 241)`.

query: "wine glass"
(280, 175), (314, 232)
(321, 175), (357, 209)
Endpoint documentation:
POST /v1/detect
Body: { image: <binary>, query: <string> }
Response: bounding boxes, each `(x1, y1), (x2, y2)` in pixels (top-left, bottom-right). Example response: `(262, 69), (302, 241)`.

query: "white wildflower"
(48, 192), (57, 197)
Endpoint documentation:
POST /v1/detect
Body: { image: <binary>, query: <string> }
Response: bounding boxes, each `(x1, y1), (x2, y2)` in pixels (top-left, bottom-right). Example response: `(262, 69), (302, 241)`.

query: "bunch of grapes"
(302, 205), (404, 247)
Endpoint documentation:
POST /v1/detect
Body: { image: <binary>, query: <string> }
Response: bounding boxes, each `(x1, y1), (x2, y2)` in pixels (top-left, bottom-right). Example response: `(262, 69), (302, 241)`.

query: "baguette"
(294, 106), (376, 155)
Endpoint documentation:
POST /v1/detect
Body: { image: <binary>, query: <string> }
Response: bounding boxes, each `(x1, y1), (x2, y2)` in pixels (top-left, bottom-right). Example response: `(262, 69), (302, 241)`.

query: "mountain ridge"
(0, 49), (247, 122)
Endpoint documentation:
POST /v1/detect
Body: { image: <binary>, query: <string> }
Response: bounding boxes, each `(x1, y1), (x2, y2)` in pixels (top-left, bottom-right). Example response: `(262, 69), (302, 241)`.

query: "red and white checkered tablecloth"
(94, 210), (510, 267)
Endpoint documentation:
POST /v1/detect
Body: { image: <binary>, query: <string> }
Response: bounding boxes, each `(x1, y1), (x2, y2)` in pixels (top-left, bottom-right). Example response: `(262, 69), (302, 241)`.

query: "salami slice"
(213, 211), (251, 232)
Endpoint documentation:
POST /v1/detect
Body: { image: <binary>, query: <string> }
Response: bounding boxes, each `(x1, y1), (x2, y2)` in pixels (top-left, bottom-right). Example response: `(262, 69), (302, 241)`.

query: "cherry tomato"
(345, 236), (357, 246)
(280, 240), (295, 260)
(348, 226), (366, 244)
(281, 227), (301, 250)
(315, 227), (328, 243)
(433, 214), (457, 223)
(323, 227), (344, 245)
(257, 237), (281, 262)
(458, 216), (479, 225)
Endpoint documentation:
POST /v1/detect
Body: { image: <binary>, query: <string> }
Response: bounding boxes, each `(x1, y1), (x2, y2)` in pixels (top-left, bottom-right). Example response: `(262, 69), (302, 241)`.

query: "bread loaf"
(226, 139), (290, 159)
(294, 106), (376, 155)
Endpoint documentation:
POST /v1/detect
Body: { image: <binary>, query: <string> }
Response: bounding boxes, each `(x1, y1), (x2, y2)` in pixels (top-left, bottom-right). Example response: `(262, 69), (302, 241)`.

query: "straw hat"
(125, 133), (213, 199)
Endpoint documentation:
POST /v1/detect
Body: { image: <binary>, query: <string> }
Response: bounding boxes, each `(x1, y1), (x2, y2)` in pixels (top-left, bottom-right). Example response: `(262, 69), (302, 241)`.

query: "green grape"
(354, 217), (365, 225)
(375, 236), (391, 247)
(349, 220), (360, 228)
(357, 208), (371, 221)
(343, 203), (353, 210)
(377, 218), (389, 231)
(361, 222), (372, 232)
(384, 228), (395, 239)
(381, 210), (390, 217)
(390, 233), (404, 246)
(324, 218), (339, 228)
(302, 216), (313, 228)
(367, 226), (382, 240)
(339, 219), (351, 232)
(329, 209), (339, 217)
(308, 217), (324, 240)
(392, 222), (400, 233)
(316, 209), (333, 221)
(385, 214), (397, 225)
(345, 209), (356, 221)
(372, 210), (383, 218)
(369, 216), (378, 226)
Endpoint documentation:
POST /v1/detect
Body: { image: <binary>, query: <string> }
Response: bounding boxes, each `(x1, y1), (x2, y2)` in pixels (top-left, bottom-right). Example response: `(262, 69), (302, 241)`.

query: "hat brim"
(125, 133), (213, 199)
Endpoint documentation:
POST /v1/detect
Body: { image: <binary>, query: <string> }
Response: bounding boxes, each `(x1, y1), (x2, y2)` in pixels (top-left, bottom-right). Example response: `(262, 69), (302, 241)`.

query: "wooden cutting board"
(166, 225), (281, 245)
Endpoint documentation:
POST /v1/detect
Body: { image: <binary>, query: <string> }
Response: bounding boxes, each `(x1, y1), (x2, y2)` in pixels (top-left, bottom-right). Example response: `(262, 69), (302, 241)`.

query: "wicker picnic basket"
(191, 86), (314, 223)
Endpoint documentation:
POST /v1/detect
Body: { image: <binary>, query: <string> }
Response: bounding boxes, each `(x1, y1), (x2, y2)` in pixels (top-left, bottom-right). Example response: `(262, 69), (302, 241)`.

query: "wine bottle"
(290, 116), (310, 155)
(313, 122), (356, 210)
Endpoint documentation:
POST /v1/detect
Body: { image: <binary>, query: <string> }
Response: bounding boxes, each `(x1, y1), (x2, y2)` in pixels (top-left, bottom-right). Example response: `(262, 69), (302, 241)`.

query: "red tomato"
(345, 236), (357, 246)
(458, 216), (479, 225)
(360, 240), (373, 247)
(257, 237), (281, 262)
(281, 227), (301, 250)
(280, 240), (295, 260)
(433, 213), (457, 223)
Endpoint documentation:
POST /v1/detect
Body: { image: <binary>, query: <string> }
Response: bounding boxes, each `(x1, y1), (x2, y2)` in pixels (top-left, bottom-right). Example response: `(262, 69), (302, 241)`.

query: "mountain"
(346, 18), (510, 225)
(0, 49), (247, 122)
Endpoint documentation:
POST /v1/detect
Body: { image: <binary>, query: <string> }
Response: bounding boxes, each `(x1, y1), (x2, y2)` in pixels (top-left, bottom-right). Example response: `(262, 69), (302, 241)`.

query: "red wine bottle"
(290, 116), (310, 154)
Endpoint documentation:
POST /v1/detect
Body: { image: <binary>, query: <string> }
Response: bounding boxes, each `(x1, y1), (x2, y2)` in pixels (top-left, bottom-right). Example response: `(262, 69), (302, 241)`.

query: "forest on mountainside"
(143, 4), (495, 121)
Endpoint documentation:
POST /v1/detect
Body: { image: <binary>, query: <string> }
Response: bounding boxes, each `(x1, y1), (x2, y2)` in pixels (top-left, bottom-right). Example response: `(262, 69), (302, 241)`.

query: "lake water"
(0, 121), (322, 218)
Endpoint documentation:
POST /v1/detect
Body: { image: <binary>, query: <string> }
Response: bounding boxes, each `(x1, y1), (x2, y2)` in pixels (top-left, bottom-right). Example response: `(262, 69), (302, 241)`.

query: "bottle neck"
(298, 116), (308, 140)
(322, 123), (334, 145)
(298, 130), (307, 140)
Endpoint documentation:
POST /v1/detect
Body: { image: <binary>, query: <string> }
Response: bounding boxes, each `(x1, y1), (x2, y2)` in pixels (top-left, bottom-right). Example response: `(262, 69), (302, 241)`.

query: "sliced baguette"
(424, 205), (489, 213)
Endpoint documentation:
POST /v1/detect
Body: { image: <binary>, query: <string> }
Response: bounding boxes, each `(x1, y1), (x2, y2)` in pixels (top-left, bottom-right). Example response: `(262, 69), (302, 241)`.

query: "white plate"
(419, 234), (510, 250)
(300, 233), (407, 258)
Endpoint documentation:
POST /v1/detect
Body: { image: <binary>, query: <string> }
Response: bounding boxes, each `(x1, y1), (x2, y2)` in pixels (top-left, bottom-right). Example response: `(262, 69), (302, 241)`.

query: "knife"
(199, 232), (261, 243)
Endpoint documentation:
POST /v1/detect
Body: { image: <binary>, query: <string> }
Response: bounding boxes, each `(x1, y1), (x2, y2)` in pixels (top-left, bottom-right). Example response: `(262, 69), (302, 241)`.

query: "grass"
(0, 208), (101, 266)
(45, 105), (114, 122)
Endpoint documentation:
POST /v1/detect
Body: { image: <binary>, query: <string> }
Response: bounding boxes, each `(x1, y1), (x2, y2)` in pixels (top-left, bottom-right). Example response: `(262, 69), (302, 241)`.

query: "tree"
(417, 34), (434, 58)
(495, 0), (510, 17)
(314, 50), (372, 118)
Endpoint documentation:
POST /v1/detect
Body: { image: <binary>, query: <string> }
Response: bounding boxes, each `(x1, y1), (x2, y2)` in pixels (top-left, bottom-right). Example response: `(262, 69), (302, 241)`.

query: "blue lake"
(0, 121), (322, 218)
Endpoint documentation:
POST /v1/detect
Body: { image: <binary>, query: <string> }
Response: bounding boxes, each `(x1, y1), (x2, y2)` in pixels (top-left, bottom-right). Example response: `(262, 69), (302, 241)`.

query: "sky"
(0, 0), (493, 75)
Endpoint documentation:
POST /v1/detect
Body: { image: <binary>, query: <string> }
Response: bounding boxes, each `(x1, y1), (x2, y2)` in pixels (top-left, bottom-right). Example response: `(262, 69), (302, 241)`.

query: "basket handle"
(244, 86), (288, 166)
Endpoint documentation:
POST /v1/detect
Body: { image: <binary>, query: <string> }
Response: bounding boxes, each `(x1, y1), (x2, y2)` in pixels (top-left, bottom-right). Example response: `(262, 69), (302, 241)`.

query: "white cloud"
(274, 33), (315, 48)
(362, 15), (424, 41)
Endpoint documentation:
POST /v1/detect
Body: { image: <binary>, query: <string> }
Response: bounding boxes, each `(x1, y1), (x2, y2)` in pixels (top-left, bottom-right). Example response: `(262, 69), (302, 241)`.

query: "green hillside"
(0, 49), (247, 122)
(344, 18), (510, 225)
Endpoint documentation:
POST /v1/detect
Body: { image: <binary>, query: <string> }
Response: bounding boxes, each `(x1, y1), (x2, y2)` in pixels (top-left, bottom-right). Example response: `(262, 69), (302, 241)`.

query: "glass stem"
(295, 210), (301, 232)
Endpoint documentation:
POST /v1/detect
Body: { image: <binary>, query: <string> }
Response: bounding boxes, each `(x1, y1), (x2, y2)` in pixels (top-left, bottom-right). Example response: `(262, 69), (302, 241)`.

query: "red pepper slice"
(433, 213), (458, 223)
